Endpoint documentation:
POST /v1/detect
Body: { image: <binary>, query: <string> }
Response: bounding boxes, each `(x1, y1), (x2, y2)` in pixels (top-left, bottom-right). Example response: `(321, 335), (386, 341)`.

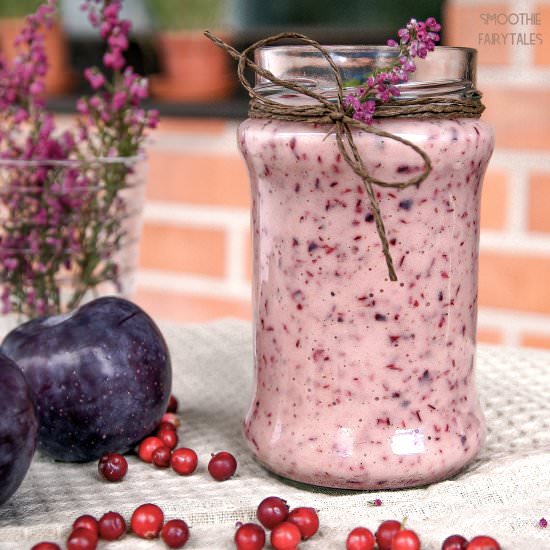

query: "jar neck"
(254, 45), (479, 102)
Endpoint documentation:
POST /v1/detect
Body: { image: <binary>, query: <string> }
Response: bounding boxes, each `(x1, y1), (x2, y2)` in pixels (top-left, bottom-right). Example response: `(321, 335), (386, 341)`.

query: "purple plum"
(0, 353), (38, 505)
(1, 297), (171, 462)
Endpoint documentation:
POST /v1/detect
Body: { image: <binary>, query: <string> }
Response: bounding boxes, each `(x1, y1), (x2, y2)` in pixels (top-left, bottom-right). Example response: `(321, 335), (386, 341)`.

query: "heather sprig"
(77, 0), (159, 158)
(0, 0), (158, 317)
(0, 0), (57, 157)
(343, 17), (441, 124)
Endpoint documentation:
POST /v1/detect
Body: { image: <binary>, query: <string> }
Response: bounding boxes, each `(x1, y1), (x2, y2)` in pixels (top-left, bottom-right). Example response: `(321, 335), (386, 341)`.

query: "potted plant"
(0, 0), (72, 95)
(147, 0), (235, 101)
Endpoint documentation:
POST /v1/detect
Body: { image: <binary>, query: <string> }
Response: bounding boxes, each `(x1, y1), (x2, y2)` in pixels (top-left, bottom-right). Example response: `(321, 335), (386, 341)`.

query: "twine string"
(204, 31), (484, 281)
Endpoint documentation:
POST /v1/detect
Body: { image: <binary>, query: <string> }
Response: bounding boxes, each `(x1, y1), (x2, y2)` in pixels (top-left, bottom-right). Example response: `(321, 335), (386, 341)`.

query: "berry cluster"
(345, 523), (501, 550)
(235, 496), (320, 550)
(347, 520), (418, 550)
(96, 395), (238, 482)
(29, 389), (505, 549)
(343, 17), (442, 124)
(31, 503), (189, 549)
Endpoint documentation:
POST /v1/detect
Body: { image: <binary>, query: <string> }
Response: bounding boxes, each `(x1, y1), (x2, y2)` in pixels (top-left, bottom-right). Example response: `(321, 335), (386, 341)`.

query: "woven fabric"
(0, 320), (548, 549)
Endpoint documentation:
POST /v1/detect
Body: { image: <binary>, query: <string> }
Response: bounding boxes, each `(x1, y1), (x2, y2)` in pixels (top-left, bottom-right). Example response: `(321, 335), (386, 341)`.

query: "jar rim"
(254, 44), (480, 100)
(257, 44), (477, 55)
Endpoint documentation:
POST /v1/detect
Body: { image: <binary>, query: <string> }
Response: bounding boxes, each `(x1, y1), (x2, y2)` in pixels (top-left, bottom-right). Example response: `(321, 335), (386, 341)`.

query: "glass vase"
(0, 156), (146, 319)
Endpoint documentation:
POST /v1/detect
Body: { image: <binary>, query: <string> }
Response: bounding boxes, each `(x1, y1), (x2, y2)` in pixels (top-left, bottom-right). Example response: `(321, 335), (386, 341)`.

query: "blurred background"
(0, 0), (549, 348)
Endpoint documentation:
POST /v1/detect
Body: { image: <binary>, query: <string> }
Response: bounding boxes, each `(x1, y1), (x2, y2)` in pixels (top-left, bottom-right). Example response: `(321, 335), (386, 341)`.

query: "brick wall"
(134, 1), (550, 348)
(134, 120), (252, 323)
(443, 0), (550, 347)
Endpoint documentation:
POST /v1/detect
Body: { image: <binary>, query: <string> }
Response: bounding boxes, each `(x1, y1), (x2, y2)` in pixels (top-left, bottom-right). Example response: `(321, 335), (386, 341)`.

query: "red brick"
(156, 117), (227, 135)
(479, 252), (550, 313)
(482, 87), (550, 150)
(528, 172), (550, 233)
(139, 224), (226, 277)
(147, 152), (250, 208)
(477, 327), (504, 344)
(521, 333), (550, 349)
(133, 289), (251, 323)
(481, 169), (508, 230)
(534, 5), (550, 65)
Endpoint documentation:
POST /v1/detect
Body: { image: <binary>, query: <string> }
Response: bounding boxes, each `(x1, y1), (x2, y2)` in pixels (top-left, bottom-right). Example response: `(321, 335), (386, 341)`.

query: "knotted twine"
(204, 31), (485, 281)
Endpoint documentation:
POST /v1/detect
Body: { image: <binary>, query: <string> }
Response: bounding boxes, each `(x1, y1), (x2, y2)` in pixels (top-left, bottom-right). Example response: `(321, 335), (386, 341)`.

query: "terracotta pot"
(150, 30), (235, 102)
(0, 18), (73, 96)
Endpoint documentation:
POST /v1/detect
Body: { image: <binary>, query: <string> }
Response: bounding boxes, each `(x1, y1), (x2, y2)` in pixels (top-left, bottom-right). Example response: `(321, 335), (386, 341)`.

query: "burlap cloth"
(0, 320), (548, 549)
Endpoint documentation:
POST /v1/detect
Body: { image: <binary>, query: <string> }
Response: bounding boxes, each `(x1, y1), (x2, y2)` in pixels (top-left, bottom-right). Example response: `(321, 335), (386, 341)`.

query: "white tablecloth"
(0, 320), (548, 549)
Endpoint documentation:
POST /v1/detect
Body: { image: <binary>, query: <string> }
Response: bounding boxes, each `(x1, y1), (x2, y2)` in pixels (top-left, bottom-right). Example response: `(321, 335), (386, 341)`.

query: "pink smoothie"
(239, 116), (494, 489)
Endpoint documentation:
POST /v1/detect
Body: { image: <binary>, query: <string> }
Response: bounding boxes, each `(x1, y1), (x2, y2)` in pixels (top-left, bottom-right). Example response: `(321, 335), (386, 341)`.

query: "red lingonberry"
(157, 421), (178, 432)
(270, 521), (301, 550)
(161, 519), (190, 549)
(208, 451), (237, 481)
(376, 520), (402, 550)
(98, 511), (126, 541)
(98, 452), (128, 482)
(152, 445), (172, 468)
(346, 527), (376, 550)
(442, 534), (469, 550)
(66, 527), (98, 550)
(287, 507), (319, 540)
(138, 436), (164, 463)
(166, 394), (178, 413)
(465, 536), (501, 550)
(131, 503), (164, 539)
(392, 529), (420, 550)
(171, 447), (198, 475)
(31, 543), (61, 550)
(157, 427), (178, 450)
(72, 515), (99, 538)
(234, 522), (266, 550)
(162, 413), (181, 428)
(256, 496), (289, 529)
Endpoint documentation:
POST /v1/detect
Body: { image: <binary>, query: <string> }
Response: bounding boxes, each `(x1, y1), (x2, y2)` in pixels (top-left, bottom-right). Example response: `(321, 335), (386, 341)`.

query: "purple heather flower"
(146, 109), (160, 129)
(4, 258), (18, 271)
(84, 67), (106, 89)
(343, 16), (441, 124)
(89, 95), (102, 110)
(14, 108), (28, 123)
(103, 50), (125, 71)
(108, 26), (129, 51)
(129, 79), (149, 102)
(402, 59), (416, 73)
(100, 21), (111, 39)
(76, 98), (88, 114)
(29, 81), (45, 96)
(111, 90), (127, 110)
(425, 17), (441, 31)
(397, 28), (410, 43)
(103, 2), (121, 22)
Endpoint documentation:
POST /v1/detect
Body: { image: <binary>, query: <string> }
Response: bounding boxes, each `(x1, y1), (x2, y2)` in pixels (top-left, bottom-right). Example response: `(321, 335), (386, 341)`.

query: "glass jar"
(238, 45), (494, 489)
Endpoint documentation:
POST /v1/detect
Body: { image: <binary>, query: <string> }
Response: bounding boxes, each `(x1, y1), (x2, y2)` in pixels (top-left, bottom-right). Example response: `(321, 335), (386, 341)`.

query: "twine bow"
(204, 31), (484, 281)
